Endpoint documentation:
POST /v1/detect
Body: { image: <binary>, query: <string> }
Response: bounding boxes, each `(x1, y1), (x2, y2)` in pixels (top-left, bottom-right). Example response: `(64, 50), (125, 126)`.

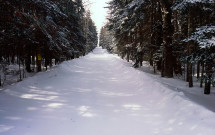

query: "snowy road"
(1, 47), (215, 135)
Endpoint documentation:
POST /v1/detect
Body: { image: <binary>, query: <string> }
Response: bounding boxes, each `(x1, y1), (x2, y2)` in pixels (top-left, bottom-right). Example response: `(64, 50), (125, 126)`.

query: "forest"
(0, 0), (98, 85)
(99, 0), (215, 94)
(1, 1), (215, 134)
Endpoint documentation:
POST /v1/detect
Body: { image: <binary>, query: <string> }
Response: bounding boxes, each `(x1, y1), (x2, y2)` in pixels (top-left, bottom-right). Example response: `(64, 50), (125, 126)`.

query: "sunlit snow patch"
(123, 104), (142, 111)
(78, 106), (96, 118)
(0, 125), (14, 133)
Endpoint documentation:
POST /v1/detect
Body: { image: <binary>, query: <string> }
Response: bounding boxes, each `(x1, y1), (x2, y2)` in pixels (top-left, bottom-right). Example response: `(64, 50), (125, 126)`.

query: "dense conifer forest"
(1, 1), (215, 134)
(100, 0), (215, 94)
(0, 0), (97, 85)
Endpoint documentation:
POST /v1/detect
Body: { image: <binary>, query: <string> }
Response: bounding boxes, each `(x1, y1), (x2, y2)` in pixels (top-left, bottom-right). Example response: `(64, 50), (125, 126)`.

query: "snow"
(172, 0), (214, 10)
(183, 0), (214, 3)
(184, 25), (215, 48)
(137, 61), (215, 112)
(128, 0), (146, 10)
(1, 47), (215, 135)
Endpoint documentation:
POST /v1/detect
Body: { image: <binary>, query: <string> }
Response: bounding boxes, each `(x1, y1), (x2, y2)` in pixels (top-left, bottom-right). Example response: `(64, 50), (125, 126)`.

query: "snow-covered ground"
(137, 62), (215, 113)
(0, 47), (215, 135)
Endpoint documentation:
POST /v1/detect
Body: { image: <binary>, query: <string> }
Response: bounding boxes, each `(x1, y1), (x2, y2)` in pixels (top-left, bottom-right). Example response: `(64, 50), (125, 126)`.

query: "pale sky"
(83, 0), (110, 33)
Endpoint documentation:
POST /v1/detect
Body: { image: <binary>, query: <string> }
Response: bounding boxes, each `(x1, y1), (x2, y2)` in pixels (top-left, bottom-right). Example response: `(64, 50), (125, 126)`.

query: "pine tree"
(0, 0), (96, 74)
(99, 24), (115, 53)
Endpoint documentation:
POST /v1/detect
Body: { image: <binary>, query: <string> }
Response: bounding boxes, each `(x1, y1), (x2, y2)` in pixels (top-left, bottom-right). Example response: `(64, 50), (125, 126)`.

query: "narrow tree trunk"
(186, 64), (189, 82)
(32, 52), (36, 71)
(200, 62), (204, 88)
(36, 46), (41, 72)
(150, 1), (155, 67)
(139, 52), (143, 67)
(45, 56), (49, 71)
(11, 53), (15, 64)
(204, 80), (211, 94)
(23, 69), (25, 79)
(149, 51), (154, 66)
(197, 62), (200, 78)
(157, 60), (162, 71)
(188, 64), (193, 87)
(204, 63), (211, 94)
(25, 52), (31, 72)
(172, 10), (182, 76)
(49, 58), (52, 68)
(161, 59), (165, 77)
(187, 10), (194, 87)
(127, 50), (130, 62)
(192, 65), (195, 76)
(19, 56), (22, 81)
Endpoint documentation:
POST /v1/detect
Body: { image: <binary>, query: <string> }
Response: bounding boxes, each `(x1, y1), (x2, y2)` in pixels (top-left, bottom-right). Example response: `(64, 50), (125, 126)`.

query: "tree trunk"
(45, 57), (48, 71)
(157, 60), (162, 71)
(186, 64), (189, 82)
(197, 62), (200, 78)
(25, 47), (31, 72)
(11, 53), (15, 64)
(36, 46), (41, 72)
(127, 50), (130, 62)
(150, 1), (155, 67)
(19, 56), (22, 81)
(188, 63), (193, 87)
(161, 59), (164, 77)
(200, 62), (204, 88)
(149, 51), (154, 66)
(31, 53), (36, 71)
(192, 64), (195, 76)
(204, 80), (211, 95)
(49, 58), (52, 68)
(160, 1), (174, 77)
(172, 11), (182, 75)
(187, 10), (194, 87)
(139, 52), (143, 67)
(174, 60), (182, 75)
(25, 55), (31, 72)
(204, 62), (211, 94)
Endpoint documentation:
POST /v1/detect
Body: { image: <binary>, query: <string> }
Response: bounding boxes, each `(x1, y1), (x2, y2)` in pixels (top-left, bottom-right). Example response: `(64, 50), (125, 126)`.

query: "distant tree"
(84, 11), (98, 53)
(99, 24), (115, 53)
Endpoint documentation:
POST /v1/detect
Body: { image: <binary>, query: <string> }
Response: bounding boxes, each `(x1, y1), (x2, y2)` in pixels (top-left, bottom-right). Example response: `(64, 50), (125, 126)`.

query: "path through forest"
(0, 47), (215, 135)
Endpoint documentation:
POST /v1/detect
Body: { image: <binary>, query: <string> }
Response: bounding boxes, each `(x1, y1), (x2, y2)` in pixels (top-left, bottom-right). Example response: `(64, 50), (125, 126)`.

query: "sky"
(83, 0), (110, 33)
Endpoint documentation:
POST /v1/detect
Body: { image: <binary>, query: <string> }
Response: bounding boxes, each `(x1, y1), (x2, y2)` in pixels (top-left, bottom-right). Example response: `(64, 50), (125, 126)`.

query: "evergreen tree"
(184, 26), (215, 94)
(0, 0), (97, 74)
(84, 11), (98, 53)
(99, 24), (115, 53)
(106, 0), (215, 94)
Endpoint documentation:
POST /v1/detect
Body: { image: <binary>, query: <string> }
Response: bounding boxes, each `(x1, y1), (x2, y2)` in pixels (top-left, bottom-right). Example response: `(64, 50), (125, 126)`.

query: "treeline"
(99, 26), (115, 53)
(0, 0), (97, 72)
(100, 0), (215, 94)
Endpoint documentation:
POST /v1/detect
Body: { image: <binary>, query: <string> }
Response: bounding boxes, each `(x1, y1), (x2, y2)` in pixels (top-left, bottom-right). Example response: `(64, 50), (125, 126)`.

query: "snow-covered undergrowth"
(0, 47), (215, 135)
